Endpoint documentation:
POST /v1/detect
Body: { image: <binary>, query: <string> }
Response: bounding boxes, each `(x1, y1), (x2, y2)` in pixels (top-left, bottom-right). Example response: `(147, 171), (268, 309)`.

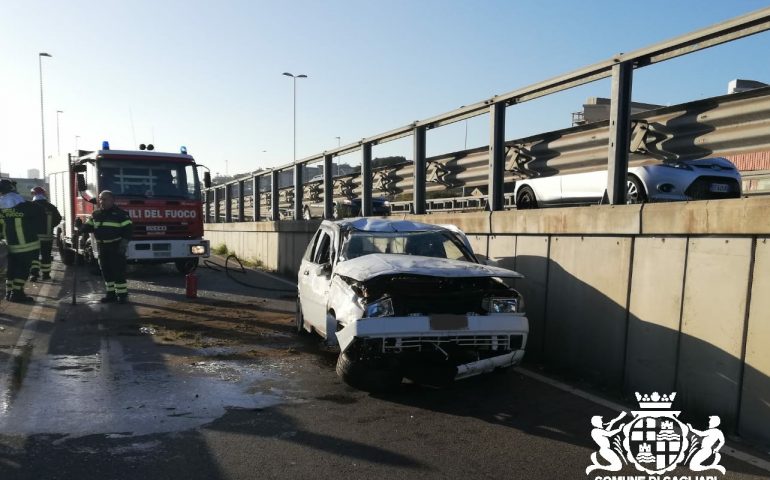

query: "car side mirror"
(203, 171), (211, 189)
(76, 173), (87, 192)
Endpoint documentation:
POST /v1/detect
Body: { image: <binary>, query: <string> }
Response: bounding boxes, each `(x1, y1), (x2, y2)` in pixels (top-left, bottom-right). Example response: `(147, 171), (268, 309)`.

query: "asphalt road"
(0, 257), (768, 480)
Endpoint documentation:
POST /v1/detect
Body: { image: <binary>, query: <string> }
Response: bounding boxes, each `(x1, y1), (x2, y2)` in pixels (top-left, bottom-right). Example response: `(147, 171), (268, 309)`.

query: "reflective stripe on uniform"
(14, 218), (25, 245)
(95, 220), (132, 228)
(115, 282), (128, 294)
(7, 240), (40, 253)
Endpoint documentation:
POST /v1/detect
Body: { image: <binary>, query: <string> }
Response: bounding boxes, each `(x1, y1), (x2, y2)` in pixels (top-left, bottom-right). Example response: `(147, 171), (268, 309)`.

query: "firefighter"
(29, 186), (62, 281)
(80, 190), (133, 303)
(0, 179), (45, 303)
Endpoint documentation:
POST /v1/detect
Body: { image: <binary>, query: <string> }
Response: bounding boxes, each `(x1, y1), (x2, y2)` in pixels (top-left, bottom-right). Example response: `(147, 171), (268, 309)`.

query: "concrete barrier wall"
(205, 197), (770, 447)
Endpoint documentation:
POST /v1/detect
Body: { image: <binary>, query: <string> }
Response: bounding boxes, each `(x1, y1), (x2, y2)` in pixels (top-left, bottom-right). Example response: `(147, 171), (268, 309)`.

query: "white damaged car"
(296, 218), (529, 391)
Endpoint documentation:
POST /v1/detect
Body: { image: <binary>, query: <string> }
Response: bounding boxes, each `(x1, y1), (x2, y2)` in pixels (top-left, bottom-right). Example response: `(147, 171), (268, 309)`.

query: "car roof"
(323, 218), (448, 233)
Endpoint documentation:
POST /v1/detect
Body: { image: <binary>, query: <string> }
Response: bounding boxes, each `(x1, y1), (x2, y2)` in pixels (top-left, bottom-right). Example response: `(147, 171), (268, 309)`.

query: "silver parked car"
(513, 157), (742, 208)
(296, 218), (529, 392)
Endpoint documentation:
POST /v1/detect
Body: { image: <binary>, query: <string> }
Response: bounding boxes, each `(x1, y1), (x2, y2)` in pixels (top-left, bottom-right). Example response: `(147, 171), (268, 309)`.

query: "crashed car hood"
(334, 253), (523, 282)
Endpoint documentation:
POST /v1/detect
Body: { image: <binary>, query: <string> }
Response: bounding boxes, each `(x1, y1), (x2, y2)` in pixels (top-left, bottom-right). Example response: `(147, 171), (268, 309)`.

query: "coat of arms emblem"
(586, 392), (726, 475)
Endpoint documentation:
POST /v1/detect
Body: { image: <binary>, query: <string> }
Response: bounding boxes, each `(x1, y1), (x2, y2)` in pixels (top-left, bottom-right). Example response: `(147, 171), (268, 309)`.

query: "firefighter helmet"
(31, 186), (47, 201)
(0, 179), (15, 194)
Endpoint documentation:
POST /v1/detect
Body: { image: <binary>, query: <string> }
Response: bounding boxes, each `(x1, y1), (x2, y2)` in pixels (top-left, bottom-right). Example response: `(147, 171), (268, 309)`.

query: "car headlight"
(190, 245), (207, 255)
(662, 162), (693, 171)
(365, 297), (394, 318)
(483, 296), (524, 314)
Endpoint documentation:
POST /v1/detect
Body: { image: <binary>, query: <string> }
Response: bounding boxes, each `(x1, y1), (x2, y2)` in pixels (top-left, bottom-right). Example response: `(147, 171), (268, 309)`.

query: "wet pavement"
(0, 257), (768, 479)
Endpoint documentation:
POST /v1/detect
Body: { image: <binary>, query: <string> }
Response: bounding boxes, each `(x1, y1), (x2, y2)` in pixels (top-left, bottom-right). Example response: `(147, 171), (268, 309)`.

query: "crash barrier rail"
(742, 169), (770, 196)
(203, 7), (770, 221)
(204, 196), (770, 448)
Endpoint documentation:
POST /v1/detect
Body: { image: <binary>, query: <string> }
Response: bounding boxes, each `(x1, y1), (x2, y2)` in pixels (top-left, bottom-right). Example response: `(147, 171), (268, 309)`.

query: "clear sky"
(1, 0), (769, 179)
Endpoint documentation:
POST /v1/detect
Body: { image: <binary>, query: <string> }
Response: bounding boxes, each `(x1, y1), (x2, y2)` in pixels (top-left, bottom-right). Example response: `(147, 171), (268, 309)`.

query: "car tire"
(626, 175), (648, 204)
(516, 186), (539, 209)
(295, 298), (308, 335)
(335, 351), (403, 393)
(302, 206), (312, 221)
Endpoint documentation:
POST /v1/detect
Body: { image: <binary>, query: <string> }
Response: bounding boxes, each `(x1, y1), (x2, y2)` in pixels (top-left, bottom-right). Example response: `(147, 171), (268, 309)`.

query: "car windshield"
(340, 230), (475, 262)
(98, 159), (201, 200)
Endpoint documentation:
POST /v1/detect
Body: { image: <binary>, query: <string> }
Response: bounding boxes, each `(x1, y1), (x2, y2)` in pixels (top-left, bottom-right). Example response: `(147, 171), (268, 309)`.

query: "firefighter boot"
(100, 292), (118, 303)
(8, 290), (34, 303)
(117, 293), (128, 304)
(42, 272), (51, 280)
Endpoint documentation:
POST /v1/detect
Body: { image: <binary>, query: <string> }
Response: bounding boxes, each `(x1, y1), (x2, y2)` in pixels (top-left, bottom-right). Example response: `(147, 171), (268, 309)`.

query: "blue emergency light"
(180, 146), (188, 154)
(102, 140), (110, 150)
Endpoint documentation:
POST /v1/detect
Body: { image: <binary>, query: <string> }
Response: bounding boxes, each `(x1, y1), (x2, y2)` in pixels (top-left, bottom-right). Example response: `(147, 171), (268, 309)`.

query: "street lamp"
(335, 136), (341, 147)
(282, 72), (308, 164)
(56, 110), (63, 157)
(39, 52), (52, 178)
(74, 135), (80, 154)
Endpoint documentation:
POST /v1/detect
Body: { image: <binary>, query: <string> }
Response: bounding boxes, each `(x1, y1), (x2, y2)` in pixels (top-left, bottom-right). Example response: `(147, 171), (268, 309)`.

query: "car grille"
(382, 334), (522, 353)
(133, 224), (194, 237)
(684, 176), (741, 200)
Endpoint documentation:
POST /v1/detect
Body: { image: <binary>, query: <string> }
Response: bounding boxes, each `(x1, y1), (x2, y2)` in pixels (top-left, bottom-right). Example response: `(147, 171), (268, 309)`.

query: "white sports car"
(513, 157), (741, 208)
(297, 218), (529, 391)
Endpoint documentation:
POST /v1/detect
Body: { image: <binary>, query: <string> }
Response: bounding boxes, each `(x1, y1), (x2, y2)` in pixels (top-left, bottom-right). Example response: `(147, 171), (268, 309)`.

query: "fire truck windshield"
(98, 159), (201, 200)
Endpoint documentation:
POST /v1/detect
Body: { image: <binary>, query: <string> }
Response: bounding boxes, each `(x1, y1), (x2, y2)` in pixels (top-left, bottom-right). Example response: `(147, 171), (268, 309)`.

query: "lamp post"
(56, 110), (63, 157)
(282, 72), (308, 164)
(75, 135), (80, 154)
(39, 52), (52, 178)
(335, 136), (341, 147)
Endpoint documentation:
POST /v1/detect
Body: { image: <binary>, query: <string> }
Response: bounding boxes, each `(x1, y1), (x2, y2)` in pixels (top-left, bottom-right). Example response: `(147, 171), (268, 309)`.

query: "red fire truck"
(49, 142), (211, 274)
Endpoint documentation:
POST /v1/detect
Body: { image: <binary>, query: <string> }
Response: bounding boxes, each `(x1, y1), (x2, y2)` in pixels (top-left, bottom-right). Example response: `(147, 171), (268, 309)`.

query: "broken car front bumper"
(335, 313), (529, 379)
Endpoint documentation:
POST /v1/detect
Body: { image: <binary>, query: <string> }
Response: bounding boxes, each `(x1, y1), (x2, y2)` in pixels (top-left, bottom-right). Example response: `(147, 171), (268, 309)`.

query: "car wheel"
(626, 175), (648, 204)
(295, 298), (308, 335)
(335, 351), (403, 393)
(302, 206), (312, 221)
(516, 186), (539, 209)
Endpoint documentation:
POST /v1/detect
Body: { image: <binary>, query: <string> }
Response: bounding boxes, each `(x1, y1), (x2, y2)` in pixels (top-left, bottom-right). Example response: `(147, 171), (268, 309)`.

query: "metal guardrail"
(204, 7), (770, 223)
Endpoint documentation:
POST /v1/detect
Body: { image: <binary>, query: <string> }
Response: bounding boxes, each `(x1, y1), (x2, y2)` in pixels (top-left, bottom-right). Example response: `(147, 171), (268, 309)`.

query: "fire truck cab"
(50, 143), (210, 274)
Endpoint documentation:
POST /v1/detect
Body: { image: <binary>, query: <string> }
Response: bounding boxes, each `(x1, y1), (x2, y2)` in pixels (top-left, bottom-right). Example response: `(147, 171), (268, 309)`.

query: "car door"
(559, 170), (606, 204)
(300, 229), (334, 333)
(298, 230), (321, 324)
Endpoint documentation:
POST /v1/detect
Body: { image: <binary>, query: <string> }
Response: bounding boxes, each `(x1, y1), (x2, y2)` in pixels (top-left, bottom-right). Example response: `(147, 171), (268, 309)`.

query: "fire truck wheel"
(175, 258), (199, 274)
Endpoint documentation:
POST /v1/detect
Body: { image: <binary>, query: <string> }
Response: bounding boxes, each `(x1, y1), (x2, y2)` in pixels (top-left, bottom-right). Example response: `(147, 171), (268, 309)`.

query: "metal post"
(361, 143), (372, 217)
(56, 110), (63, 158)
(413, 126), (427, 215)
(224, 184), (233, 222)
(488, 102), (506, 211)
(237, 179), (245, 221)
(253, 175), (261, 221)
(38, 52), (52, 178)
(294, 163), (303, 220)
(271, 169), (280, 221)
(323, 154), (333, 219)
(204, 189), (211, 223)
(606, 61), (634, 205)
(213, 187), (221, 223)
